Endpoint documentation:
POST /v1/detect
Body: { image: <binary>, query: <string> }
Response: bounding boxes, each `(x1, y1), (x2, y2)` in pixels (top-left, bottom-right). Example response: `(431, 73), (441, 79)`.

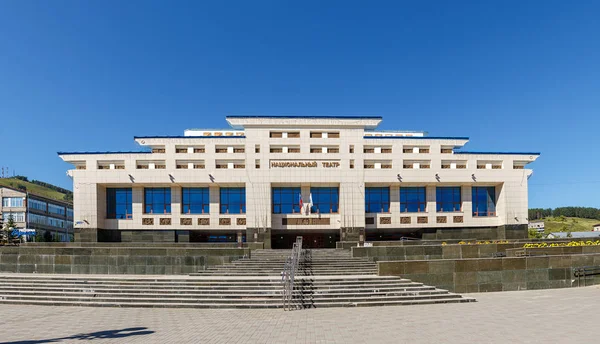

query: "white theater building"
(59, 116), (539, 248)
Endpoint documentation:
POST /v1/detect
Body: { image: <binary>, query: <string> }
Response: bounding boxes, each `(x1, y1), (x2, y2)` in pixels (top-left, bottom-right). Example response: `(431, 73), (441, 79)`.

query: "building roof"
(0, 185), (73, 206)
(226, 115), (383, 119)
(133, 136), (246, 139)
(57, 151), (151, 155)
(454, 151), (541, 156)
(547, 232), (600, 238)
(225, 115), (383, 129)
(364, 136), (469, 140)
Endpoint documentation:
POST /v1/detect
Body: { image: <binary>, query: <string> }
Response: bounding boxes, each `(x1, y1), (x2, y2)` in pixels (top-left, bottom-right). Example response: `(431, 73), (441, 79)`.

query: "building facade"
(0, 186), (74, 241)
(59, 116), (539, 248)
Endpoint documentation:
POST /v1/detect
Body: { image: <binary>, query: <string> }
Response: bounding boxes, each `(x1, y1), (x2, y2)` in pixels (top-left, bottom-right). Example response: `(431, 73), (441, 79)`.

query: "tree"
(528, 228), (543, 239)
(1, 215), (18, 244)
(43, 230), (52, 242)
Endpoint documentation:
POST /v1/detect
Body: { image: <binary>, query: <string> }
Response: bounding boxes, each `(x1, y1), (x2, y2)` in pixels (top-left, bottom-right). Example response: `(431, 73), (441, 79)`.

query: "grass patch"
(0, 178), (70, 202)
(541, 216), (599, 234)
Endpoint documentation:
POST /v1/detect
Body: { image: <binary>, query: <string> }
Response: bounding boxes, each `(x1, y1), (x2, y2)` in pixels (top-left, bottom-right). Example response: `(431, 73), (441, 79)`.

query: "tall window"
(272, 187), (301, 214)
(144, 188), (171, 214)
(472, 187), (496, 217)
(2, 197), (24, 208)
(365, 187), (390, 213)
(106, 188), (132, 219)
(310, 187), (339, 214)
(182, 188), (210, 214)
(400, 187), (427, 213)
(436, 187), (462, 212)
(220, 187), (246, 214)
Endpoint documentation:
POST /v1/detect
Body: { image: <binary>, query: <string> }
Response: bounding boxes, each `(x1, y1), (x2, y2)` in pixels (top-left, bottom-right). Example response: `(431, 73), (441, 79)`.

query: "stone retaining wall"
(506, 246), (600, 257)
(378, 254), (600, 293)
(420, 224), (528, 240)
(352, 243), (524, 261)
(0, 246), (250, 275)
(21, 242), (264, 249)
(336, 239), (474, 250)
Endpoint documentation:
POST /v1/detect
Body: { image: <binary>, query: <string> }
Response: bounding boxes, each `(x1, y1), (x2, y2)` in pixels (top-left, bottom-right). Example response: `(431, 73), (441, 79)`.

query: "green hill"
(0, 177), (72, 203)
(540, 216), (599, 234)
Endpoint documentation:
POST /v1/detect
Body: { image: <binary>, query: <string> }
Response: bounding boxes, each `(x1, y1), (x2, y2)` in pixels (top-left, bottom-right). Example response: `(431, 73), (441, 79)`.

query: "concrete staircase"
(193, 249), (378, 276)
(0, 274), (474, 308)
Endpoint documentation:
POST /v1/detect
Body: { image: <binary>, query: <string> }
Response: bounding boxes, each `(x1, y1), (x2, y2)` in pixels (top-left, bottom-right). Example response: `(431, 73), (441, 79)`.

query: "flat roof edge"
(226, 115), (383, 119)
(455, 152), (541, 156)
(57, 151), (151, 155)
(134, 136), (246, 139)
(364, 136), (469, 140)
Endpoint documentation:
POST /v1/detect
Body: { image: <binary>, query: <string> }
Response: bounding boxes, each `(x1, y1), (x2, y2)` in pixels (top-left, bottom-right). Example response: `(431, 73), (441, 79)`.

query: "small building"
(0, 186), (73, 241)
(546, 231), (600, 239)
(528, 220), (545, 232)
(593, 224), (600, 232)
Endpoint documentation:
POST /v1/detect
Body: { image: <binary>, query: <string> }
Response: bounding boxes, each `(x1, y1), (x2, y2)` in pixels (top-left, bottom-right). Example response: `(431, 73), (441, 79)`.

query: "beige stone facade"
(59, 116), (539, 247)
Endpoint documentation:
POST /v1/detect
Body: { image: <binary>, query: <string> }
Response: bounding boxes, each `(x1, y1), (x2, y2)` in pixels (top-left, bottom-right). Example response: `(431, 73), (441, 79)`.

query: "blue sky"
(0, 1), (598, 208)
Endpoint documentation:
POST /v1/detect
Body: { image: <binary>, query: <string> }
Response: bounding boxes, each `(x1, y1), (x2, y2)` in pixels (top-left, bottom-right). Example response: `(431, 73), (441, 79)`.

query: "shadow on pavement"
(0, 327), (155, 344)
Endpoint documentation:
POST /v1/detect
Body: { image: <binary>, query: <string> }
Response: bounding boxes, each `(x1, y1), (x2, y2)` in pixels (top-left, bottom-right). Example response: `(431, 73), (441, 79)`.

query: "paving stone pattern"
(0, 286), (598, 344)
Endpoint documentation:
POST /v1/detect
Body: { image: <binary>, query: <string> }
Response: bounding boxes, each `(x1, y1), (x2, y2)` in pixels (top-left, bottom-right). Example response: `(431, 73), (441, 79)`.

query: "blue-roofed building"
(58, 115), (539, 248)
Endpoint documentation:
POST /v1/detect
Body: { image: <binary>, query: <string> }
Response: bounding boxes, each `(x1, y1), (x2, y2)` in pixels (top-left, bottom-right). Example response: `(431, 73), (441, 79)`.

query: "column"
(209, 185), (220, 226)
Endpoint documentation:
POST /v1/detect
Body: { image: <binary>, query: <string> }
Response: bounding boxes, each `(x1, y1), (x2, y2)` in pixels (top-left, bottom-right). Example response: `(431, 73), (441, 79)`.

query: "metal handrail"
(282, 236), (303, 310)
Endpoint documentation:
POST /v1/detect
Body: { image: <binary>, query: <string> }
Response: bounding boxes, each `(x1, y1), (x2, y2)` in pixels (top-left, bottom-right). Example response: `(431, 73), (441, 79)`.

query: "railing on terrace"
(282, 236), (304, 311)
(573, 266), (600, 287)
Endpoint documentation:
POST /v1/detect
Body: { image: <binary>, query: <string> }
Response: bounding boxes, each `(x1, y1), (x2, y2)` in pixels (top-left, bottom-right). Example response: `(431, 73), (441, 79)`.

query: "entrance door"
(271, 232), (339, 249)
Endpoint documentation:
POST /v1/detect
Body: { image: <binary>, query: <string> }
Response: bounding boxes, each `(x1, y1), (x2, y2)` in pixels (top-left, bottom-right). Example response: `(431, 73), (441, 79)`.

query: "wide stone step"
(0, 284), (436, 295)
(0, 276), (412, 290)
(203, 268), (377, 273)
(230, 264), (376, 268)
(0, 292), (465, 305)
(0, 289), (449, 300)
(0, 276), (403, 284)
(0, 296), (475, 309)
(199, 272), (378, 276)
(233, 260), (374, 263)
(194, 272), (377, 276)
(0, 280), (419, 289)
(0, 273), (475, 309)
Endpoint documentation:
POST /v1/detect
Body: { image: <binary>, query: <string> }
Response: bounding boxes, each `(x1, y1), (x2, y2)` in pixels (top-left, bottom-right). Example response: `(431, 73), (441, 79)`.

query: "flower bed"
(523, 240), (600, 248)
(442, 240), (510, 245)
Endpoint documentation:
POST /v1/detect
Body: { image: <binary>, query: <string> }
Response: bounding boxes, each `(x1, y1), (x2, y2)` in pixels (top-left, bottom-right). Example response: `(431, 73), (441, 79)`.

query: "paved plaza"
(0, 285), (598, 344)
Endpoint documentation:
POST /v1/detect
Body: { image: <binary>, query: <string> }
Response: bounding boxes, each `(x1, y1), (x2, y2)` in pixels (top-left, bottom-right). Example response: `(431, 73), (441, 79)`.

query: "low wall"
(352, 243), (525, 261)
(506, 245), (600, 257)
(0, 245), (250, 275)
(336, 239), (475, 250)
(378, 254), (600, 293)
(338, 238), (571, 251)
(21, 242), (264, 250)
(421, 224), (528, 240)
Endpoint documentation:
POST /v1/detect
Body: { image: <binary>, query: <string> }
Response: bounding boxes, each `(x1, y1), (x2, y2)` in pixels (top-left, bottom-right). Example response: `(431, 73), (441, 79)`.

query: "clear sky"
(0, 1), (598, 209)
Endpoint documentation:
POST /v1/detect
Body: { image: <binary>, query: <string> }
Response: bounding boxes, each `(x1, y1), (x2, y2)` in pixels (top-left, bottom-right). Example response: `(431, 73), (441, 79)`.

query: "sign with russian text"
(270, 161), (340, 168)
